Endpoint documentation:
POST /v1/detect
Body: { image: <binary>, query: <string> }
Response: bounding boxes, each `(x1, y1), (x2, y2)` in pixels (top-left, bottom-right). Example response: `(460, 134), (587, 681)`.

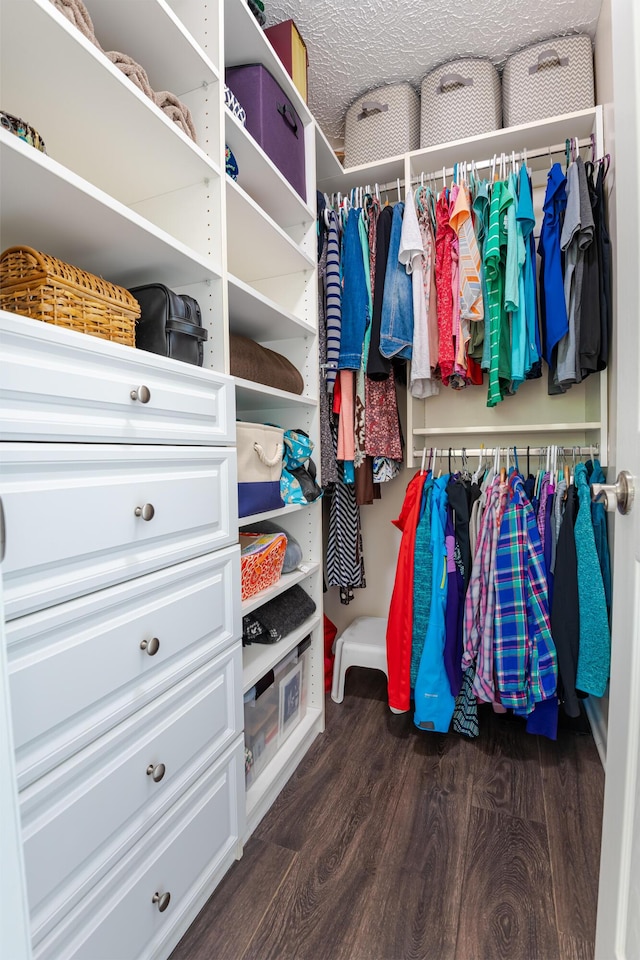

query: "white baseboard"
(584, 696), (608, 769)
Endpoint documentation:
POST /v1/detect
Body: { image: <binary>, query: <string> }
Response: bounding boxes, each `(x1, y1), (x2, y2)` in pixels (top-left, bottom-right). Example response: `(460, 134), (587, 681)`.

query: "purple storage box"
(225, 63), (306, 202)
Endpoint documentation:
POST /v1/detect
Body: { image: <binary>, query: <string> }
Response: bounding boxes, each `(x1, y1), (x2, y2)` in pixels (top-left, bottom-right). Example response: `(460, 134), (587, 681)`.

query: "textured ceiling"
(264, 0), (603, 146)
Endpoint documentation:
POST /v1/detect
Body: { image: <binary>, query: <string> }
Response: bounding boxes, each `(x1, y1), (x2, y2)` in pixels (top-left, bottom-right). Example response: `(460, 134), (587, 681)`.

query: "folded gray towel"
(155, 90), (197, 142)
(105, 51), (154, 101)
(50, 0), (102, 49)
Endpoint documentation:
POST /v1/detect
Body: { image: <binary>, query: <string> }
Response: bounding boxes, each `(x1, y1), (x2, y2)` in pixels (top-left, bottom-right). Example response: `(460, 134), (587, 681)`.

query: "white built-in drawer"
(0, 312), (235, 444)
(22, 645), (243, 944)
(33, 738), (244, 960)
(8, 547), (241, 789)
(0, 443), (238, 619)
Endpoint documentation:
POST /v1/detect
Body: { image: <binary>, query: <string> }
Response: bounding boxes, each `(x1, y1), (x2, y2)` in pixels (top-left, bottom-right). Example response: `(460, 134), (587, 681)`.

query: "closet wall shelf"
(245, 705), (323, 828)
(1, 0), (221, 209)
(239, 502), (309, 526)
(243, 614), (322, 694)
(235, 378), (317, 412)
(241, 562), (321, 618)
(413, 421), (602, 436)
(317, 106), (601, 194)
(315, 122), (344, 185)
(223, 0), (313, 128)
(225, 110), (315, 230)
(228, 274), (315, 339)
(226, 177), (316, 282)
(86, 0), (221, 91)
(0, 132), (221, 289)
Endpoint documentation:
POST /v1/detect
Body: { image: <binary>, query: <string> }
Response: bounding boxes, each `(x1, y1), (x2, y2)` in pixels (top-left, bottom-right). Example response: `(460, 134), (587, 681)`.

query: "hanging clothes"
(484, 181), (511, 406)
(386, 469), (428, 712)
(538, 162), (569, 366)
(324, 210), (342, 393)
(338, 207), (369, 371)
(318, 229), (339, 485)
(414, 475), (456, 732)
(517, 164), (542, 380)
(435, 190), (455, 383)
(551, 482), (581, 717)
(326, 462), (366, 604)
(379, 202), (414, 361)
(574, 462), (610, 695)
(588, 459), (612, 610)
(411, 475), (434, 688)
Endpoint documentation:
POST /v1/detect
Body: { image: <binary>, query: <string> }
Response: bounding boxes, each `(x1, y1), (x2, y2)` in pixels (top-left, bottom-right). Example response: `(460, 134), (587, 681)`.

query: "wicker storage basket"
(0, 245), (139, 346)
(240, 532), (288, 601)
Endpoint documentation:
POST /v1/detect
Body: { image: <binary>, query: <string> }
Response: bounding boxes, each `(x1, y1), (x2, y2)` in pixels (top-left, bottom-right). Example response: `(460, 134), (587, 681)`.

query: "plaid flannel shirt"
(494, 475), (557, 713)
(462, 476), (508, 702)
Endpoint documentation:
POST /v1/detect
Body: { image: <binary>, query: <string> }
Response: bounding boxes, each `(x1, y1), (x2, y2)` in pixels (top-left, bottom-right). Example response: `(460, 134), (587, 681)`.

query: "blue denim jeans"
(338, 208), (369, 370)
(379, 202), (413, 360)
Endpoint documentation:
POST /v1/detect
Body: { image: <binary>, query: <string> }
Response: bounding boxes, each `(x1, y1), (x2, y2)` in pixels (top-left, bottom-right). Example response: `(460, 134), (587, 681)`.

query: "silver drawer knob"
(134, 503), (155, 520)
(146, 762), (166, 782)
(140, 637), (160, 656)
(130, 385), (151, 403)
(152, 891), (171, 912)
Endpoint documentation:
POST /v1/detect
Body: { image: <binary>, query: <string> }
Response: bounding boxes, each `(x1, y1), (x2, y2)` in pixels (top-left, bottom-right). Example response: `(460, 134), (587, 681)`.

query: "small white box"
(344, 82), (420, 168)
(420, 58), (501, 148)
(502, 35), (594, 128)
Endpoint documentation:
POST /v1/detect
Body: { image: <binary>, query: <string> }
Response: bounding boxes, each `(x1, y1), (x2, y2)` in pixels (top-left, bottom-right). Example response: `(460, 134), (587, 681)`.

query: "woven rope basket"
(0, 245), (140, 346)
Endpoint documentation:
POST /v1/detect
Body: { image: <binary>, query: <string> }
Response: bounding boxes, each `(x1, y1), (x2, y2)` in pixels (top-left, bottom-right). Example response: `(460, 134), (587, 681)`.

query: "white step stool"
(331, 616), (388, 704)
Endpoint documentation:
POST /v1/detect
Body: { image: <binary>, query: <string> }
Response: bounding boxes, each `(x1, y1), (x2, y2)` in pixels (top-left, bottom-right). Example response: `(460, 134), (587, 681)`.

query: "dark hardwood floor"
(170, 668), (605, 960)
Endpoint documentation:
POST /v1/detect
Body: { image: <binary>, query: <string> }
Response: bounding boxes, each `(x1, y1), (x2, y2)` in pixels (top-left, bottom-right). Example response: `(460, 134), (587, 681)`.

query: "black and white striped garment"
(325, 211), (342, 394)
(326, 474), (366, 605)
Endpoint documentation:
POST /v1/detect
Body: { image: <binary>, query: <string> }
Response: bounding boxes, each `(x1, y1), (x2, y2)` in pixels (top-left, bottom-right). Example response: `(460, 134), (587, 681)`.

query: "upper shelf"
(223, 0), (312, 127)
(317, 107), (601, 194)
(235, 378), (317, 413)
(1, 0), (220, 208)
(226, 178), (316, 282)
(85, 0), (220, 94)
(315, 123), (344, 185)
(225, 110), (314, 230)
(227, 275), (314, 340)
(0, 132), (220, 289)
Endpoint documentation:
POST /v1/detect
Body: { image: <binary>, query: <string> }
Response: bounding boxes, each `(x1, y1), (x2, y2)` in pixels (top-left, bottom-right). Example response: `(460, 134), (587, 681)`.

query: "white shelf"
(223, 0), (312, 127)
(243, 614), (321, 694)
(86, 0), (220, 93)
(1, 0), (220, 208)
(225, 110), (314, 229)
(315, 122), (344, 185)
(226, 178), (315, 282)
(0, 132), (221, 289)
(245, 705), (323, 831)
(413, 421), (602, 436)
(317, 107), (600, 194)
(228, 274), (315, 339)
(239, 502), (310, 526)
(235, 378), (317, 412)
(241, 562), (321, 618)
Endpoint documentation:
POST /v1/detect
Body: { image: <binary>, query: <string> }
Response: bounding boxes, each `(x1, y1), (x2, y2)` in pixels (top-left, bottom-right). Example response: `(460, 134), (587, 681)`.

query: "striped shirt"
(324, 211), (342, 393)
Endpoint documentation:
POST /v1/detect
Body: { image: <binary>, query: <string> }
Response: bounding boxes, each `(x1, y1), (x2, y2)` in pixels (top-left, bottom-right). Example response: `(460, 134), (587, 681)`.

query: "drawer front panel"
(1, 443), (238, 619)
(0, 312), (235, 444)
(22, 646), (243, 941)
(35, 739), (244, 960)
(8, 547), (241, 788)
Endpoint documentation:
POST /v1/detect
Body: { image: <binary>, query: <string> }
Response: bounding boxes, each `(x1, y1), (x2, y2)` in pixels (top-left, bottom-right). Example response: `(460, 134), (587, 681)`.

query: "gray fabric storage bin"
(420, 58), (501, 148)
(502, 35), (594, 127)
(344, 82), (419, 168)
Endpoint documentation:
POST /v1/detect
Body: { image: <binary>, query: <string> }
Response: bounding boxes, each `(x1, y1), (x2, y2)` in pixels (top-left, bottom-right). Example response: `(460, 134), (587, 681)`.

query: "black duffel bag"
(129, 283), (208, 366)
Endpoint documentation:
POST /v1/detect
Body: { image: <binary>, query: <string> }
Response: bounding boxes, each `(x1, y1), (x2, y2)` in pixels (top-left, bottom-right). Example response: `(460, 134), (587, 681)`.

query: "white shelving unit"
(221, 0), (325, 839)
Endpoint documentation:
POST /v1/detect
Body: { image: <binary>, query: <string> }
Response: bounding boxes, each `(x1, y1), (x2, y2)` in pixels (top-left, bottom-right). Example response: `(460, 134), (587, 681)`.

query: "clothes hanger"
(420, 446), (427, 475)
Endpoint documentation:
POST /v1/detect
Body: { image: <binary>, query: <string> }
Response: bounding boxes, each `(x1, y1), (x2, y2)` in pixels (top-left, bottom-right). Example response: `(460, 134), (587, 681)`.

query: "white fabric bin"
(502, 35), (594, 127)
(420, 58), (501, 148)
(344, 82), (419, 168)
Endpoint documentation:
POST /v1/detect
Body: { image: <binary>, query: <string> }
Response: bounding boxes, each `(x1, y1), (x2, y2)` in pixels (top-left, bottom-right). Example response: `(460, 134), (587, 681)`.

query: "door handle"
(591, 470), (635, 515)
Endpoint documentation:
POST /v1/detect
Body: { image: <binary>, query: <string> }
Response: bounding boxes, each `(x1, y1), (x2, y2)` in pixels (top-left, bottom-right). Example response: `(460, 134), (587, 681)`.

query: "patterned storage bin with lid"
(502, 35), (594, 127)
(420, 58), (501, 148)
(344, 82), (420, 168)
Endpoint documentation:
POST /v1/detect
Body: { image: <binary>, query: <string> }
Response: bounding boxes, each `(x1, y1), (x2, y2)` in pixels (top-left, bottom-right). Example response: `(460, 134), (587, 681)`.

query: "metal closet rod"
(371, 136), (592, 196)
(412, 444), (599, 459)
